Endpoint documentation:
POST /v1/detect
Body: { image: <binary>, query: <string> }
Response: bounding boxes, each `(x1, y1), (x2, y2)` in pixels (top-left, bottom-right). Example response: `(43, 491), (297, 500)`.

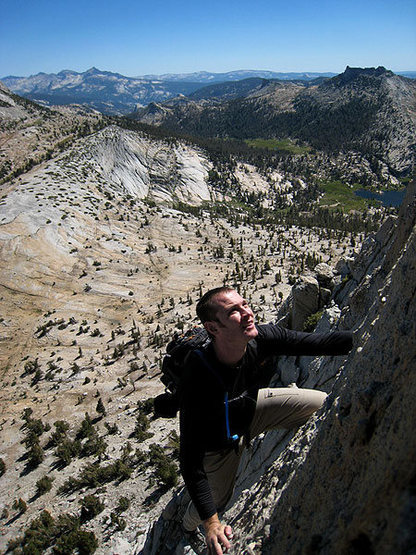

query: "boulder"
(314, 262), (335, 289)
(291, 275), (320, 331)
(335, 256), (354, 278)
(319, 287), (332, 307)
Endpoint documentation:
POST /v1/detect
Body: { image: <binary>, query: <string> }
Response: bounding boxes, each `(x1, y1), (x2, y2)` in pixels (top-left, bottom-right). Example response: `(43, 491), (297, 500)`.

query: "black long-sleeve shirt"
(179, 323), (353, 521)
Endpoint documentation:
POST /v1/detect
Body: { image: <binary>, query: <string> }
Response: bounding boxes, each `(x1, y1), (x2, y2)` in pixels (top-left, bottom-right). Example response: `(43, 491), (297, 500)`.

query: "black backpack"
(154, 327), (211, 418)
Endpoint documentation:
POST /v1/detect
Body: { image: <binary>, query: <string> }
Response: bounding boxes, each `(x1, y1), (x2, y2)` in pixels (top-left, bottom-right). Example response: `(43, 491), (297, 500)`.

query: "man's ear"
(204, 321), (218, 337)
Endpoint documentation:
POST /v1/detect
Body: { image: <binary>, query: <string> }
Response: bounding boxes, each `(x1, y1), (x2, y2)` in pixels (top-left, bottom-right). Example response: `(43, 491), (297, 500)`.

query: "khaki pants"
(183, 386), (327, 530)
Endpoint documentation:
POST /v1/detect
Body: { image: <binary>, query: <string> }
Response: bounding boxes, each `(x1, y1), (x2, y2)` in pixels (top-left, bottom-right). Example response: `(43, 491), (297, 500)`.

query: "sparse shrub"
(13, 497), (27, 514)
(112, 342), (126, 359)
(8, 510), (54, 552)
(96, 397), (106, 417)
(132, 413), (152, 442)
(112, 459), (134, 482)
(23, 429), (40, 448)
(55, 529), (95, 555)
(36, 475), (54, 496)
(31, 368), (43, 385)
(115, 496), (130, 514)
(79, 494), (104, 522)
(27, 441), (44, 468)
(22, 413), (50, 437)
(71, 361), (80, 374)
(137, 398), (154, 415)
(110, 512), (126, 531)
(76, 413), (94, 439)
(168, 430), (180, 460)
(49, 420), (70, 446)
(129, 361), (140, 373)
(117, 377), (127, 389)
(43, 512), (98, 554)
(303, 310), (324, 332)
(148, 444), (178, 489)
(58, 458), (134, 494)
(55, 437), (81, 467)
(81, 431), (107, 458)
(104, 422), (118, 435)
(23, 358), (40, 375)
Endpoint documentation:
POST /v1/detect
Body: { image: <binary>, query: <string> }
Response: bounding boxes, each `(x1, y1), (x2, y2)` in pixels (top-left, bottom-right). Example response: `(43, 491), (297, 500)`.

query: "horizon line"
(2, 66), (416, 80)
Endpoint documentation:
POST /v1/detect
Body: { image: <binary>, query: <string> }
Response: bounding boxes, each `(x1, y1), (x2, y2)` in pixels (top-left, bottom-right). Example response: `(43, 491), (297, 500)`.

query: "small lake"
(355, 189), (406, 207)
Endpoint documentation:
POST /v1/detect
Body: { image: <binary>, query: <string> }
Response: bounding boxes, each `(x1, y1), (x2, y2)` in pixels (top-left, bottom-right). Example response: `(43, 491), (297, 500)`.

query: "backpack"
(153, 326), (211, 418)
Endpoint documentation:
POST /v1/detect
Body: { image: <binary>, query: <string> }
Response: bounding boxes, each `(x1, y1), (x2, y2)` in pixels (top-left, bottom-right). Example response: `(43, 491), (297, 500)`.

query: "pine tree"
(96, 398), (106, 418)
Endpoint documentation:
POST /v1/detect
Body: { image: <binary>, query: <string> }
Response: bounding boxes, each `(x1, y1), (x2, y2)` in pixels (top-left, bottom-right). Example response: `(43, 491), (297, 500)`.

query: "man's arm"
(259, 324), (353, 357)
(179, 410), (218, 522)
(179, 357), (220, 523)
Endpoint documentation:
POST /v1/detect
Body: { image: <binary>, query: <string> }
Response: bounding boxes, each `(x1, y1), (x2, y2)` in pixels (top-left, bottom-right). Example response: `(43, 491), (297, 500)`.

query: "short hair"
(196, 286), (235, 323)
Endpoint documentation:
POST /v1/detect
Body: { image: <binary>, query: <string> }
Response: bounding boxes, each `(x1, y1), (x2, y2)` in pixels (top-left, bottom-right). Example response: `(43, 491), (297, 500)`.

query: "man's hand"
(203, 514), (233, 554)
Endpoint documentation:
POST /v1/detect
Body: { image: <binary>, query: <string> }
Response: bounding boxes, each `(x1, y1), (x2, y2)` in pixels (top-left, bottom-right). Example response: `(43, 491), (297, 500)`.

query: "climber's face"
(204, 290), (258, 344)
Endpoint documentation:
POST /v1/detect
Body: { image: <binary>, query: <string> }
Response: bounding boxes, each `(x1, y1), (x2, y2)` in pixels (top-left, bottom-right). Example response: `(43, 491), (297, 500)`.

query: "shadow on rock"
(138, 488), (190, 555)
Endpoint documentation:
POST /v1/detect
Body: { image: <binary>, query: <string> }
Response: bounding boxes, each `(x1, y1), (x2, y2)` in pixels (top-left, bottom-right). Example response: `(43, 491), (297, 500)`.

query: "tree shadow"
(29, 491), (41, 503)
(19, 461), (37, 477)
(6, 512), (24, 525)
(143, 485), (170, 508)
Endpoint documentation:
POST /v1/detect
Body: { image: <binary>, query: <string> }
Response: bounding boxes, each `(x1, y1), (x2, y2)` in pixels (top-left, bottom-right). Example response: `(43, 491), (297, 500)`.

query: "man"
(179, 287), (353, 554)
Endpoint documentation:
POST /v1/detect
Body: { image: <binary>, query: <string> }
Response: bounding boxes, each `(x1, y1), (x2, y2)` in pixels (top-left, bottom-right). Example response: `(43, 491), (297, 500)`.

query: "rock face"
(84, 126), (212, 203)
(291, 275), (320, 331)
(223, 181), (416, 554)
(142, 182), (415, 554)
(276, 263), (337, 332)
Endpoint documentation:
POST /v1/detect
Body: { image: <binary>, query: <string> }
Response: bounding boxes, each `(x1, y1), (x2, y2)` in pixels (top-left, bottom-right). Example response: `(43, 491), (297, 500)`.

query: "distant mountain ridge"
(139, 69), (337, 82)
(2, 66), (414, 115)
(133, 66), (416, 176)
(1, 67), (204, 115)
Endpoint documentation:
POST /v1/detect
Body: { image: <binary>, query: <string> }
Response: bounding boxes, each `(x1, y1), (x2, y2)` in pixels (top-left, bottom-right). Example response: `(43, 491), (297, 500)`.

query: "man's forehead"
(213, 290), (242, 307)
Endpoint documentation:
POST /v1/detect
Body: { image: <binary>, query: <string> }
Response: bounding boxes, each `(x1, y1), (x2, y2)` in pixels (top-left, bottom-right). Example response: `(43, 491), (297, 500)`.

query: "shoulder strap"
(193, 348), (226, 389)
(193, 349), (238, 442)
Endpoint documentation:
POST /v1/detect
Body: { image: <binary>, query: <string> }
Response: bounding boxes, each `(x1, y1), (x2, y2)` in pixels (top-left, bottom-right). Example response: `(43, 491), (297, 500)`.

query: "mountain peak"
(337, 65), (394, 83)
(58, 69), (79, 77)
(85, 67), (101, 75)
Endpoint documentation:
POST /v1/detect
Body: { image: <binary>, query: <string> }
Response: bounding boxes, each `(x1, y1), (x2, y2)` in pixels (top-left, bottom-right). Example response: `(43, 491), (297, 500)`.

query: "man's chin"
(244, 324), (258, 337)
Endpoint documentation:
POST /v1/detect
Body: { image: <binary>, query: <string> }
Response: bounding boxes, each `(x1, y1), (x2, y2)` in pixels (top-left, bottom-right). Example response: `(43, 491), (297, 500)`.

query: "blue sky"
(1, 0), (415, 77)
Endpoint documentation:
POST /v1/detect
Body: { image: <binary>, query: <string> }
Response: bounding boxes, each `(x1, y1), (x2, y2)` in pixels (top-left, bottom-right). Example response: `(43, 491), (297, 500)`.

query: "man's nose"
(241, 306), (252, 317)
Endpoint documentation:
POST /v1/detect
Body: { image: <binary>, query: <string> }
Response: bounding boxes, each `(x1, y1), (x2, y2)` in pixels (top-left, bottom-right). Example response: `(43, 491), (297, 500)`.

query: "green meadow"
(245, 138), (311, 155)
(318, 181), (379, 211)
